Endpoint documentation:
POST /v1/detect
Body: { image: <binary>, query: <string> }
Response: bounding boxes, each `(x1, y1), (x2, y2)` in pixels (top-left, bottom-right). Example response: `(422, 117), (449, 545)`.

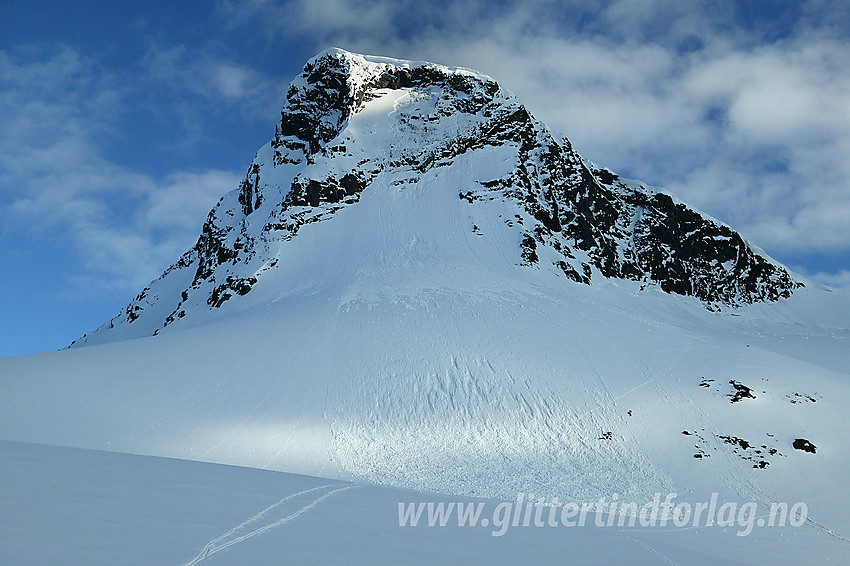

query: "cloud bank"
(0, 45), (246, 293)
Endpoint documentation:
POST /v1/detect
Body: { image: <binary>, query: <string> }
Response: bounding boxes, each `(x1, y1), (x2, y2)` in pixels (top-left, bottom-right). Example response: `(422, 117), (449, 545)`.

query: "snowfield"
(3, 263), (848, 563)
(2, 441), (847, 565)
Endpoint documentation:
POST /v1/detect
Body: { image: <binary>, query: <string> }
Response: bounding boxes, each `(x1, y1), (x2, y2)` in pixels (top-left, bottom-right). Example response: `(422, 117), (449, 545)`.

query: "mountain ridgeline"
(73, 48), (800, 347)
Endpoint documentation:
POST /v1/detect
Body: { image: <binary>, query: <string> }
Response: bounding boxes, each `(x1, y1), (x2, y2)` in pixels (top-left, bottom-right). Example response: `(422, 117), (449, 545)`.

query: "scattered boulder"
(793, 438), (817, 454)
(728, 380), (756, 403)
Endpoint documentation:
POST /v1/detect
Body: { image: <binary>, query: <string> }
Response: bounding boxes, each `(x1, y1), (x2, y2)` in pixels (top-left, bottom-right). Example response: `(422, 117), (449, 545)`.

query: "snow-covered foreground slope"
(2, 440), (846, 565)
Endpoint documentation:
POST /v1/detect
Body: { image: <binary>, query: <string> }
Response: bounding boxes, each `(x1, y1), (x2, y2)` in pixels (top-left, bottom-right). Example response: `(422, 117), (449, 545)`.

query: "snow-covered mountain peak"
(274, 47), (506, 161)
(307, 47), (496, 88)
(73, 49), (802, 347)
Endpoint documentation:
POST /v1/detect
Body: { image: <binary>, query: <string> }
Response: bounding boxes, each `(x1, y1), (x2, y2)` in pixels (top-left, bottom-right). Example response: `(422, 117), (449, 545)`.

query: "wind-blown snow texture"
(2, 50), (849, 560)
(73, 48), (800, 347)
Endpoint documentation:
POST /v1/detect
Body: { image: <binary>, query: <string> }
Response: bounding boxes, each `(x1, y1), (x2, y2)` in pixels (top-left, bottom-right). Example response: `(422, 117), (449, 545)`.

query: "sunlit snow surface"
(2, 441), (847, 565)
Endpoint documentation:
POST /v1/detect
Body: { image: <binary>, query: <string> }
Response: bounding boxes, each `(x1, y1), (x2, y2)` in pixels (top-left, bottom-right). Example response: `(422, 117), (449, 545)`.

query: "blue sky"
(2, 0), (849, 357)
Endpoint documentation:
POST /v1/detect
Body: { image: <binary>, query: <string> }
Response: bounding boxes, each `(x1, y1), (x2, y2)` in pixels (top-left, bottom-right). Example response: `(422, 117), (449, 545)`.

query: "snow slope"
(2, 441), (846, 565)
(2, 261), (849, 534)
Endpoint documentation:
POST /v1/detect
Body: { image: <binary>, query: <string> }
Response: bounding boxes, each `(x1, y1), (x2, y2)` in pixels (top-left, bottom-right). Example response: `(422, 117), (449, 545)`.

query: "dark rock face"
(271, 53), (501, 166)
(238, 164), (262, 215)
(274, 56), (354, 157)
(208, 276), (258, 308)
(288, 173), (366, 208)
(520, 234), (539, 266)
(456, 102), (799, 305)
(76, 49), (802, 345)
(626, 191), (797, 304)
(192, 212), (242, 285)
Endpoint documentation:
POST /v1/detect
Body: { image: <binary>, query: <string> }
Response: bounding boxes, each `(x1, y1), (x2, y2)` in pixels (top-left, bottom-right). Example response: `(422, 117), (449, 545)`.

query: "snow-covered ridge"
(308, 47), (497, 92)
(72, 49), (802, 347)
(272, 47), (507, 160)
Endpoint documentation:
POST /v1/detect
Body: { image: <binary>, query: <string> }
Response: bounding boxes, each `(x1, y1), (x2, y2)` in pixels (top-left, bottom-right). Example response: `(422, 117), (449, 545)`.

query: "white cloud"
(216, 0), (396, 40)
(142, 42), (286, 119)
(0, 46), (240, 294)
(144, 170), (237, 231)
(801, 269), (850, 290)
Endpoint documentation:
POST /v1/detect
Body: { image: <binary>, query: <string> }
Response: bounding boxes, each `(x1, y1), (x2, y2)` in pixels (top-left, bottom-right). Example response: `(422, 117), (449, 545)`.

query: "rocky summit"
(73, 48), (800, 347)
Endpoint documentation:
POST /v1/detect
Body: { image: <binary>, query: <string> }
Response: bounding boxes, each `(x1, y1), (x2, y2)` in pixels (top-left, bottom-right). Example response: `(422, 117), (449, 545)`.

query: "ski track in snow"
(621, 534), (680, 566)
(184, 483), (355, 565)
(260, 373), (315, 470)
(194, 371), (282, 461)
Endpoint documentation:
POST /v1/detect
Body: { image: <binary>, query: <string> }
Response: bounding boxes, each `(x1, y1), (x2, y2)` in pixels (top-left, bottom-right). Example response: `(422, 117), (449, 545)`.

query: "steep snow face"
(73, 48), (799, 347)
